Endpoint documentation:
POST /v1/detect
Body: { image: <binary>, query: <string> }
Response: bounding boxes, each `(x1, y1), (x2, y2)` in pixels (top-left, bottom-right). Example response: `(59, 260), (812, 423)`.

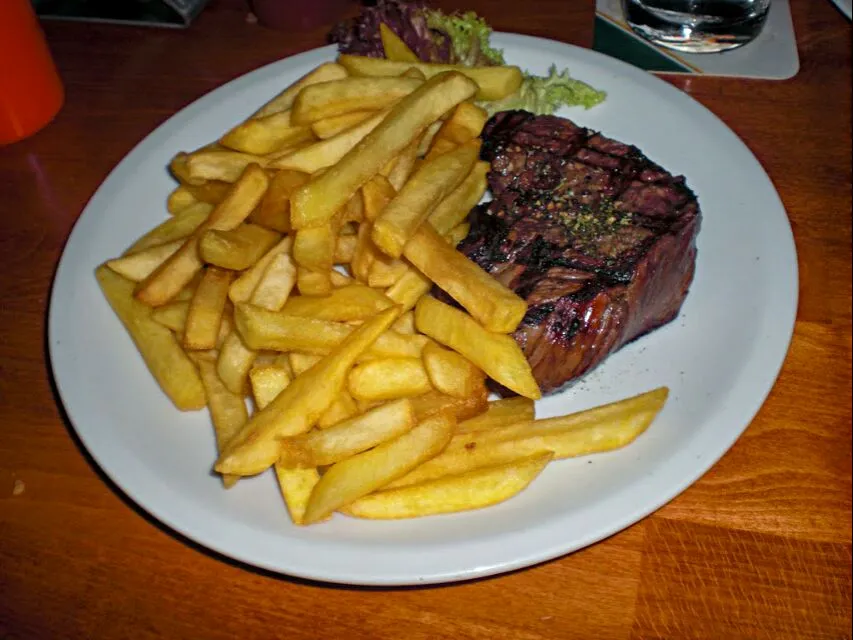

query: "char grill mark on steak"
(460, 110), (701, 394)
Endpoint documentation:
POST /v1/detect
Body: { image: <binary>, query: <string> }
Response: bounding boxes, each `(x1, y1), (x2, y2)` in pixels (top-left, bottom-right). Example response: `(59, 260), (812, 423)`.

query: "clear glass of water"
(622, 0), (772, 53)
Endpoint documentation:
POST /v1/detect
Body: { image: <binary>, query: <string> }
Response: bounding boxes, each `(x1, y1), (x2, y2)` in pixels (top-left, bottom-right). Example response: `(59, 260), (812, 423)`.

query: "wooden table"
(1, 0), (850, 637)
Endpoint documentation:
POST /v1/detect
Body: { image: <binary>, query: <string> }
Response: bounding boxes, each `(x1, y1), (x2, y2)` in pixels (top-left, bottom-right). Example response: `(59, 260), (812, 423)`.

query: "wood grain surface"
(1, 0), (850, 638)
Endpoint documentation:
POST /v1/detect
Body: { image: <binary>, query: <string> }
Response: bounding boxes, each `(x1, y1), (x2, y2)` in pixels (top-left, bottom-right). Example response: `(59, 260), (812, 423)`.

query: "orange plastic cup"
(0, 0), (65, 145)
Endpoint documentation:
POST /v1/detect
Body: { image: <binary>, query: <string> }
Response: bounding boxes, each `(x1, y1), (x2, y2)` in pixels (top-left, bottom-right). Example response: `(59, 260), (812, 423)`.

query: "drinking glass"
(622, 0), (772, 53)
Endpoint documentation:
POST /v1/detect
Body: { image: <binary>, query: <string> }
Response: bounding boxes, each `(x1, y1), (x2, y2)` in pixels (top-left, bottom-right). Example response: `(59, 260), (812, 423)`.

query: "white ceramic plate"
(829, 0), (852, 19)
(48, 34), (798, 586)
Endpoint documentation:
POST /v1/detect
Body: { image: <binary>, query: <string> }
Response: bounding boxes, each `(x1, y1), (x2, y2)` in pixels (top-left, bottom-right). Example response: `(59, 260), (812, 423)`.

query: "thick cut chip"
(344, 452), (552, 519)
(415, 296), (540, 400)
(167, 185), (197, 214)
(220, 109), (315, 155)
(249, 169), (309, 233)
(410, 386), (488, 422)
(252, 62), (349, 119)
(422, 341), (484, 399)
(229, 237), (292, 304)
(291, 77), (420, 125)
(197, 359), (247, 488)
(348, 357), (433, 401)
(427, 161), (489, 235)
(215, 306), (400, 476)
(290, 71), (477, 230)
(379, 22), (420, 62)
(108, 240), (184, 282)
(183, 266), (233, 351)
(281, 284), (393, 321)
(96, 266), (206, 411)
(337, 55), (523, 101)
(371, 140), (480, 259)
(456, 397), (536, 434)
(198, 224), (281, 271)
(185, 151), (270, 183)
(311, 110), (377, 139)
(126, 203), (212, 254)
(301, 412), (455, 524)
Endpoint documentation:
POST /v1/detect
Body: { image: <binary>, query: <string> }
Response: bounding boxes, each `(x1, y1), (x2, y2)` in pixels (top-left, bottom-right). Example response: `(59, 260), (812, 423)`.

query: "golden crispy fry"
(424, 138), (456, 160)
(126, 202), (212, 254)
(249, 169), (309, 233)
(220, 109), (315, 155)
(280, 399), (416, 468)
(329, 269), (355, 288)
(372, 140), (480, 258)
(404, 223), (527, 333)
(216, 332), (256, 395)
(215, 306), (400, 476)
(426, 102), (488, 161)
(250, 252), (297, 311)
(196, 359), (247, 488)
(184, 266), (233, 350)
(391, 310), (416, 334)
(294, 224), (337, 273)
(167, 185), (197, 214)
(185, 150), (270, 183)
(96, 266), (206, 411)
(415, 296), (540, 400)
(107, 239), (184, 282)
(427, 161), (488, 234)
(136, 164), (269, 306)
(348, 357), (433, 401)
(229, 237), (292, 304)
(288, 352), (322, 375)
(269, 110), (387, 173)
(422, 341), (484, 399)
(410, 383), (488, 423)
(249, 364), (292, 409)
(290, 71), (478, 230)
(234, 303), (426, 359)
(311, 110), (378, 139)
(385, 132), (422, 191)
(367, 256), (409, 288)
(379, 22), (420, 63)
(252, 62), (349, 119)
(345, 452), (552, 519)
(199, 223), (280, 270)
(417, 120), (443, 156)
(335, 234), (357, 265)
(337, 54), (523, 101)
(296, 266), (333, 297)
(351, 221), (376, 283)
(317, 390), (360, 429)
(291, 77), (420, 125)
(182, 180), (233, 206)
(361, 174), (396, 221)
(301, 412), (454, 524)
(384, 222), (470, 311)
(150, 300), (189, 332)
(282, 284), (393, 321)
(456, 397), (536, 434)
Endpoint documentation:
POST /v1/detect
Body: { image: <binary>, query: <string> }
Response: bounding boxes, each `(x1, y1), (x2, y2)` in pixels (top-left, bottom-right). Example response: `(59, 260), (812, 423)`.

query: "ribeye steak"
(458, 110), (701, 394)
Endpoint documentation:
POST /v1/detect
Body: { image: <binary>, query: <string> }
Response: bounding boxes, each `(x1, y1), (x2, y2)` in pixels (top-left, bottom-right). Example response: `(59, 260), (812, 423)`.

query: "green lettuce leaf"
(425, 10), (506, 66)
(481, 65), (607, 116)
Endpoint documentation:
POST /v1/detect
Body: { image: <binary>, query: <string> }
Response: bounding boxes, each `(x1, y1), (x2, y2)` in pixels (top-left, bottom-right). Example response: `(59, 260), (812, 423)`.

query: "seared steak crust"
(459, 110), (701, 394)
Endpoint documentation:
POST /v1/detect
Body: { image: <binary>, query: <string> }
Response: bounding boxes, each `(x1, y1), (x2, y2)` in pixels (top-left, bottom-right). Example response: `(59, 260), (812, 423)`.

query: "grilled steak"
(458, 110), (701, 394)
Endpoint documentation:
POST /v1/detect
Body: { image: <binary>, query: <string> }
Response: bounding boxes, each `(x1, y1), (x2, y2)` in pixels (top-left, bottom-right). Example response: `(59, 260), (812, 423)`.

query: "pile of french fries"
(97, 50), (669, 525)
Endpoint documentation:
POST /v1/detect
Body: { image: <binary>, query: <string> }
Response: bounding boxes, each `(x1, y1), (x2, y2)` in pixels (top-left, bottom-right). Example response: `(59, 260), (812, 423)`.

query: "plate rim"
(47, 33), (799, 586)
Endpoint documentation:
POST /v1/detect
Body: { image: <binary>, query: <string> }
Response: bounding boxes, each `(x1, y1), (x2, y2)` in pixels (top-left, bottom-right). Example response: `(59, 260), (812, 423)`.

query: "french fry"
(294, 224), (337, 273)
(182, 180), (233, 206)
(185, 150), (270, 183)
(167, 185), (197, 214)
(220, 109), (315, 155)
(334, 233), (357, 264)
(426, 102), (489, 160)
(415, 296), (540, 400)
(337, 54), (523, 101)
(351, 221), (376, 283)
(136, 164), (269, 306)
(348, 357), (433, 401)
(107, 239), (184, 282)
(95, 266), (206, 411)
(229, 237), (292, 304)
(301, 412), (455, 524)
(151, 300), (189, 332)
(427, 161), (489, 234)
(215, 306), (400, 476)
(410, 384), (488, 422)
(279, 399), (416, 468)
(456, 397), (536, 434)
(249, 364), (292, 408)
(252, 62), (349, 119)
(198, 223), (281, 270)
(361, 174), (396, 221)
(196, 359), (247, 488)
(250, 252), (297, 311)
(288, 352), (322, 375)
(345, 452), (553, 519)
(216, 332), (256, 395)
(311, 110), (378, 139)
(316, 390), (360, 429)
(184, 266), (233, 350)
(391, 310), (416, 334)
(404, 223), (528, 333)
(126, 202), (212, 254)
(248, 169), (309, 233)
(423, 138), (456, 160)
(282, 284), (393, 321)
(234, 303), (426, 359)
(422, 341), (484, 399)
(385, 132), (422, 192)
(269, 110), (387, 173)
(296, 266), (332, 297)
(329, 269), (354, 288)
(372, 140), (480, 258)
(367, 257), (409, 288)
(384, 222), (471, 311)
(291, 77), (420, 125)
(290, 71), (478, 230)
(379, 23), (420, 63)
